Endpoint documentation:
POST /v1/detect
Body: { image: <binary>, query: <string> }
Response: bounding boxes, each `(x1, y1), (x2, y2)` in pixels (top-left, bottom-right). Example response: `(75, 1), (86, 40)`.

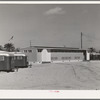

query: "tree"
(0, 45), (5, 51)
(15, 48), (20, 52)
(88, 47), (96, 53)
(4, 43), (15, 52)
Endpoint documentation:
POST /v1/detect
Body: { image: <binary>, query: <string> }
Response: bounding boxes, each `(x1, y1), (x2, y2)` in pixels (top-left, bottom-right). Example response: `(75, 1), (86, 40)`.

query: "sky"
(0, 4), (100, 50)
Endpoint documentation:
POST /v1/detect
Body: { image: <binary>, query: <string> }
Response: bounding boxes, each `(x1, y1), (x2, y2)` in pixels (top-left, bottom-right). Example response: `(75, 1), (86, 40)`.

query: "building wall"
(20, 47), (87, 63)
(51, 52), (84, 62)
(37, 52), (42, 63)
(20, 47), (37, 63)
(37, 50), (85, 63)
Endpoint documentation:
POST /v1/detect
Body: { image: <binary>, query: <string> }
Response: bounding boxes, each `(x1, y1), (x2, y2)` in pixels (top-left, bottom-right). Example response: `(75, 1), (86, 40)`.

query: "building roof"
(0, 51), (14, 56)
(33, 46), (79, 49)
(20, 46), (87, 51)
(21, 46), (79, 49)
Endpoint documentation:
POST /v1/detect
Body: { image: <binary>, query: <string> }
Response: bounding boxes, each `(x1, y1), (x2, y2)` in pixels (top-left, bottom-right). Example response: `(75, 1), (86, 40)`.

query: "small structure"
(0, 51), (15, 72)
(0, 51), (28, 72)
(20, 46), (87, 63)
(10, 52), (28, 68)
(86, 51), (90, 61)
(90, 52), (100, 60)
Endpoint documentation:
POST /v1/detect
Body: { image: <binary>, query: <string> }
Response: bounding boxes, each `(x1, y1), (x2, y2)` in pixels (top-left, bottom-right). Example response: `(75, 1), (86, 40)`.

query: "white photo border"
(0, 1), (100, 99)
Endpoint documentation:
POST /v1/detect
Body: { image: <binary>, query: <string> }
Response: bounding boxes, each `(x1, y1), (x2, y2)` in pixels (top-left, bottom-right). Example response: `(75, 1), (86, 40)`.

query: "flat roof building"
(20, 46), (87, 63)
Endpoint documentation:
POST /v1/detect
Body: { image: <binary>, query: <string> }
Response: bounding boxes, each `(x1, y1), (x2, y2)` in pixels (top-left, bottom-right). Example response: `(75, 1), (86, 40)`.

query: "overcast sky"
(0, 4), (100, 49)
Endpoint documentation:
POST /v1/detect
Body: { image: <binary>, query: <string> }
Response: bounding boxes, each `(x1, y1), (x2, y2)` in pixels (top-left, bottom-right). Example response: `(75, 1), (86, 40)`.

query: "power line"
(82, 33), (100, 42)
(80, 32), (100, 49)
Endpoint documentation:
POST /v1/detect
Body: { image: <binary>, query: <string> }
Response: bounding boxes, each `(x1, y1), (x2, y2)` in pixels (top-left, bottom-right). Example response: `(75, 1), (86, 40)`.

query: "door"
(9, 56), (14, 70)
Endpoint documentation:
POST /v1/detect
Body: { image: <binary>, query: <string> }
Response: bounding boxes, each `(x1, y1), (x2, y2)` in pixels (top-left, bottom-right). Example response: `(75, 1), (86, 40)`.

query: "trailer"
(12, 52), (28, 68)
(90, 53), (100, 60)
(0, 51), (15, 72)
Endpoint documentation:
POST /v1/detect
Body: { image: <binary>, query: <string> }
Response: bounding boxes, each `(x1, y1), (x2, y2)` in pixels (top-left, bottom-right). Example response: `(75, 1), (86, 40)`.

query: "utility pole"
(81, 32), (83, 49)
(30, 40), (31, 47)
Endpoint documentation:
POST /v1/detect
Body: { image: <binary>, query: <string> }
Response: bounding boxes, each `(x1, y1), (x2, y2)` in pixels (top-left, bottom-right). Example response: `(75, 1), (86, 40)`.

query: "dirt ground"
(0, 61), (100, 90)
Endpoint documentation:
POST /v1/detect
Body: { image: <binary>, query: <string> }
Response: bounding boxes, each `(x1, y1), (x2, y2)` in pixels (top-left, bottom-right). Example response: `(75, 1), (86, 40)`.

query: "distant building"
(20, 46), (88, 63)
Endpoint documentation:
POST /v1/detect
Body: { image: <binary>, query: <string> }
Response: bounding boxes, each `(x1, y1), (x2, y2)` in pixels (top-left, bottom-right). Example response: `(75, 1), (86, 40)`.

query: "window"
(11, 57), (14, 60)
(75, 57), (80, 59)
(28, 50), (32, 53)
(14, 56), (16, 60)
(62, 57), (71, 60)
(62, 57), (65, 60)
(55, 57), (58, 60)
(24, 50), (27, 53)
(37, 49), (42, 52)
(51, 57), (58, 60)
(0, 56), (4, 61)
(50, 49), (74, 52)
(17, 56), (23, 60)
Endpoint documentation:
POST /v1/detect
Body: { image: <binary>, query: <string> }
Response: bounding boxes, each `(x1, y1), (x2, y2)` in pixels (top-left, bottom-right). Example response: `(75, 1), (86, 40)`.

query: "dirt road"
(0, 61), (100, 90)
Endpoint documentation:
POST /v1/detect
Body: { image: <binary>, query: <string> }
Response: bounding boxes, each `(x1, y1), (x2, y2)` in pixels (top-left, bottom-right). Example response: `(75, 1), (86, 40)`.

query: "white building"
(20, 46), (88, 63)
